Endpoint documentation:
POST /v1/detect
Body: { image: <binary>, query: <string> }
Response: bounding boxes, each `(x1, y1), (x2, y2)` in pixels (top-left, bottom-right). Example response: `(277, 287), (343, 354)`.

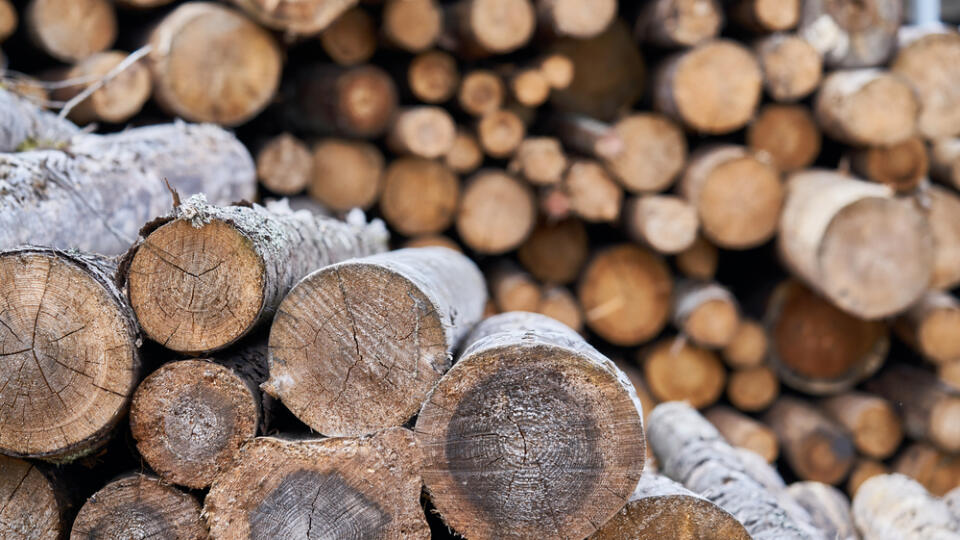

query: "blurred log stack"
(2, 0), (960, 538)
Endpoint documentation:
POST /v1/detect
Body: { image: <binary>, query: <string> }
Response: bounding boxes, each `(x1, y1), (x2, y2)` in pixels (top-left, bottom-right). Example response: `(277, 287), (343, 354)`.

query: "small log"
(379, 157), (458, 235)
(489, 262), (542, 313)
(578, 244), (673, 346)
(675, 235), (718, 280)
(894, 442), (960, 497)
(820, 392), (902, 460)
(926, 185), (960, 290)
(849, 137), (928, 192)
(285, 64), (398, 138)
(706, 406), (779, 463)
(896, 290), (960, 365)
(309, 139), (384, 212)
(727, 366), (779, 412)
(0, 0), (15, 43)
(123, 197), (387, 354)
(605, 113), (687, 194)
(635, 0), (724, 48)
(747, 104), (821, 172)
(733, 0), (799, 32)
(537, 0), (616, 39)
(266, 248), (485, 436)
(228, 0), (356, 35)
(680, 145), (783, 249)
(551, 114), (623, 160)
(643, 338), (726, 409)
(26, 0), (115, 63)
(508, 137), (567, 185)
(388, 106), (456, 158)
(50, 50), (151, 125)
(457, 69), (504, 116)
(206, 429), (429, 539)
(755, 33), (823, 102)
(444, 129), (483, 174)
(799, 0), (901, 68)
(624, 195), (698, 255)
(320, 6), (377, 66)
(814, 69), (919, 146)
(537, 285), (583, 333)
(0, 456), (66, 539)
(538, 53), (575, 90)
(852, 474), (960, 540)
(416, 312), (645, 540)
(456, 170), (536, 254)
(654, 40), (762, 134)
(672, 280), (740, 348)
(383, 0), (442, 52)
(71, 474), (205, 539)
(931, 137), (960, 190)
(765, 280), (888, 394)
(722, 319), (769, 369)
(404, 235), (461, 252)
(408, 50), (459, 104)
(256, 133), (313, 196)
(562, 159), (623, 223)
(507, 67), (551, 107)
(847, 458), (889, 497)
(764, 397), (856, 485)
(865, 364), (960, 453)
(477, 109), (526, 158)
(892, 30), (960, 139)
(444, 0), (535, 56)
(590, 472), (750, 540)
(0, 86), (79, 152)
(779, 171), (933, 319)
(786, 482), (857, 540)
(148, 2), (282, 126)
(517, 217), (588, 285)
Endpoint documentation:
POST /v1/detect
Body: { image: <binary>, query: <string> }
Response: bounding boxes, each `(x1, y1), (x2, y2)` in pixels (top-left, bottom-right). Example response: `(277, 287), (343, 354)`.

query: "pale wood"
(748, 104), (821, 172)
(931, 137), (960, 190)
(624, 195), (698, 255)
(446, 0), (536, 56)
(256, 133), (313, 196)
(383, 0), (442, 52)
(517, 218), (588, 285)
(643, 338), (726, 409)
(865, 364), (960, 453)
(537, 0), (616, 39)
(635, 0), (723, 48)
(562, 159), (623, 223)
(26, 0), (116, 62)
(457, 69), (504, 116)
(814, 69), (919, 146)
(727, 366), (779, 412)
(477, 109), (526, 158)
(408, 50), (459, 104)
(489, 262), (542, 313)
(926, 185), (960, 290)
(388, 106), (456, 158)
(896, 290), (960, 364)
(444, 129), (483, 174)
(604, 113), (687, 194)
(755, 33), (823, 102)
(706, 406), (779, 463)
(537, 285), (583, 333)
(309, 139), (384, 212)
(722, 319), (768, 369)
(320, 6), (377, 65)
(849, 137), (928, 192)
(799, 0), (901, 68)
(508, 67), (551, 107)
(228, 0), (357, 35)
(675, 235), (718, 280)
(285, 64), (398, 138)
(508, 137), (567, 185)
(786, 482), (857, 540)
(820, 392), (903, 459)
(847, 458), (889, 497)
(892, 30), (960, 139)
(852, 474), (960, 540)
(0, 0), (16, 43)
(672, 280), (740, 348)
(51, 50), (151, 125)
(765, 397), (855, 485)
(894, 442), (960, 497)
(947, 486), (960, 522)
(0, 455), (65, 538)
(734, 0), (799, 32)
(538, 53), (575, 89)
(456, 170), (536, 254)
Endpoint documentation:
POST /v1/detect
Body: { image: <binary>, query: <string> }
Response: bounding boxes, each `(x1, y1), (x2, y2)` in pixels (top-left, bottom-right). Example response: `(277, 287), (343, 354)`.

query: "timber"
(852, 474), (960, 540)
(310, 139), (385, 212)
(764, 397), (855, 485)
(0, 456), (66, 539)
(706, 406), (779, 463)
(865, 364), (960, 453)
(256, 133), (313, 196)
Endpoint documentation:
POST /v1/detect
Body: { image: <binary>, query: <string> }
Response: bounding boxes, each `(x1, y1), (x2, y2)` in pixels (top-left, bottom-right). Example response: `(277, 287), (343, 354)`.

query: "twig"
(57, 45), (153, 120)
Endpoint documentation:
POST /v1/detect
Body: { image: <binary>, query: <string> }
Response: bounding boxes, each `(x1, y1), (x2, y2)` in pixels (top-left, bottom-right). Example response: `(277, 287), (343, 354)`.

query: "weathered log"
(379, 157), (459, 235)
(786, 482), (857, 540)
(537, 286), (583, 333)
(799, 0), (901, 68)
(256, 133), (313, 196)
(706, 406), (779, 463)
(265, 247), (485, 436)
(755, 33), (823, 102)
(477, 109), (525, 158)
(517, 218), (588, 285)
(747, 104), (821, 172)
(0, 87), (79, 152)
(847, 458), (889, 497)
(892, 30), (960, 138)
(457, 69), (504, 116)
(416, 312), (645, 540)
(26, 0), (116, 63)
(285, 64), (398, 138)
(444, 0), (535, 56)
(635, 0), (723, 48)
(931, 137), (960, 190)
(562, 159), (623, 223)
(849, 137), (928, 192)
(383, 0), (442, 52)
(865, 364), (960, 453)
(852, 474), (960, 540)
(895, 290), (960, 365)
(456, 170), (536, 254)
(508, 137), (567, 186)
(310, 139), (384, 212)
(123, 197), (388, 354)
(765, 397), (855, 485)
(320, 6), (376, 65)
(444, 129), (483, 174)
(388, 106), (456, 158)
(0, 456), (67, 539)
(408, 50), (459, 104)
(675, 235), (719, 281)
(148, 2), (283, 126)
(643, 338), (726, 409)
(205, 429), (429, 539)
(947, 486), (960, 522)
(228, 0), (356, 35)
(722, 319), (768, 369)
(894, 442), (960, 497)
(925, 185), (960, 290)
(70, 474), (205, 539)
(814, 69), (919, 146)
(726, 366), (779, 412)
(779, 171), (933, 319)
(51, 50), (151, 125)
(672, 280), (740, 348)
(733, 0), (799, 32)
(820, 392), (902, 459)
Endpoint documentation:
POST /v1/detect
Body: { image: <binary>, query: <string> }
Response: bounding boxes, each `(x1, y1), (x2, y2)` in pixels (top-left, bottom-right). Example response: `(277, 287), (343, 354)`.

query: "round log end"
(28, 0), (116, 63)
(696, 154), (783, 249)
(310, 139), (385, 212)
(605, 114), (687, 193)
(257, 133), (313, 196)
(0, 456), (64, 539)
(408, 50), (460, 104)
(380, 157), (458, 236)
(545, 0), (616, 39)
(457, 170), (536, 254)
(644, 338), (726, 409)
(726, 366), (778, 412)
(383, 0), (442, 52)
(468, 0), (535, 54)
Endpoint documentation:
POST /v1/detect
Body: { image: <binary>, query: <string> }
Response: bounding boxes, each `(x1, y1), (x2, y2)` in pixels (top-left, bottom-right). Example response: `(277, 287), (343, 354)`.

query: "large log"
(852, 474), (960, 540)
(0, 456), (67, 539)
(416, 312), (645, 540)
(228, 0), (356, 35)
(799, 0), (901, 68)
(517, 217), (588, 285)
(383, 0), (442, 52)
(865, 364), (960, 453)
(892, 30), (960, 139)
(122, 197), (388, 354)
(0, 88), (80, 152)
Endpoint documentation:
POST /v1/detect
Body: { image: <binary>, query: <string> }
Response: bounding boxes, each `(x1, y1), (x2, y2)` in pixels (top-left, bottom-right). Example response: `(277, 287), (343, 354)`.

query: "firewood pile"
(2, 0), (960, 538)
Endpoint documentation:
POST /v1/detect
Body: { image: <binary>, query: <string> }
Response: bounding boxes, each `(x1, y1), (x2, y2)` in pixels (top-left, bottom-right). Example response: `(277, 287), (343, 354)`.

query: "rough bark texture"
(0, 247), (140, 462)
(799, 0), (901, 68)
(706, 405), (779, 463)
(852, 474), (960, 540)
(228, 0), (357, 35)
(310, 139), (384, 212)
(765, 397), (856, 485)
(265, 247), (486, 437)
(786, 482), (857, 540)
(0, 455), (66, 539)
(865, 364), (960, 453)
(820, 392), (902, 459)
(672, 279), (739, 348)
(755, 33), (823, 102)
(747, 104), (821, 172)
(25, 0), (116, 63)
(643, 338), (726, 409)
(635, 0), (723, 48)
(0, 87), (80, 152)
(123, 197), (388, 354)
(285, 64), (398, 138)
(814, 69), (919, 146)
(416, 312), (645, 540)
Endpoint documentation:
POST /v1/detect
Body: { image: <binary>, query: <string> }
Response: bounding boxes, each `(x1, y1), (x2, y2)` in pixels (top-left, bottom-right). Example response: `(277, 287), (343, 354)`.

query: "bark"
(456, 170), (536, 254)
(747, 104), (821, 172)
(672, 280), (740, 348)
(382, 0), (441, 52)
(624, 195), (698, 255)
(894, 442), (960, 497)
(675, 235), (718, 280)
(895, 290), (960, 365)
(765, 397), (856, 485)
(786, 482), (857, 540)
(852, 474), (960, 540)
(946, 486), (960, 522)
(457, 69), (504, 116)
(50, 50), (152, 125)
(643, 337), (726, 409)
(733, 0), (799, 32)
(508, 137), (567, 186)
(755, 33), (823, 102)
(706, 406), (779, 463)
(0, 455), (67, 539)
(561, 159), (623, 223)
(865, 364), (960, 453)
(537, 0), (616, 39)
(820, 392), (902, 460)
(122, 196), (388, 354)
(799, 0), (901, 68)
(0, 247), (141, 462)
(265, 247), (486, 436)
(722, 319), (768, 369)
(444, 129), (483, 174)
(814, 69), (919, 146)
(635, 0), (723, 48)
(416, 311), (645, 540)
(26, 0), (116, 63)
(310, 139), (385, 213)
(256, 133), (313, 196)
(319, 6), (376, 65)
(408, 50), (459, 104)
(0, 87), (80, 152)
(849, 137), (928, 192)
(228, 0), (356, 35)
(387, 106), (456, 158)
(379, 157), (458, 236)
(516, 217), (588, 285)
(892, 30), (960, 138)
(284, 64), (398, 138)
(443, 0), (535, 56)
(726, 366), (779, 412)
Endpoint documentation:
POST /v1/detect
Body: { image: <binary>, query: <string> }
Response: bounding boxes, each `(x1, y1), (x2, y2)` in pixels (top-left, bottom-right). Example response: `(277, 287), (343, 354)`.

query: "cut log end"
(604, 114), (686, 194)
(766, 398), (856, 485)
(229, 0), (356, 35)
(320, 7), (376, 66)
(726, 366), (779, 412)
(736, 0), (799, 32)
(457, 171), (536, 254)
(383, 0), (442, 52)
(853, 474), (960, 540)
(644, 338), (726, 409)
(257, 133), (313, 195)
(706, 406), (779, 463)
(0, 456), (64, 539)
(408, 50), (459, 104)
(55, 50), (152, 125)
(747, 104), (821, 172)
(821, 392), (903, 460)
(847, 458), (888, 497)
(850, 137), (928, 192)
(624, 195), (699, 255)
(310, 139), (384, 212)
(538, 53), (574, 89)
(517, 218), (588, 285)
(722, 319), (768, 369)
(0, 0), (16, 43)
(477, 109), (526, 159)
(465, 0), (535, 54)
(815, 70), (919, 146)
(892, 32), (960, 139)
(541, 0), (616, 38)
(389, 106), (456, 158)
(458, 70), (504, 116)
(673, 281), (740, 348)
(675, 235), (718, 280)
(637, 0), (724, 48)
(27, 0), (116, 63)
(380, 157), (458, 236)
(756, 33), (822, 102)
(444, 130), (483, 174)
(563, 159), (623, 223)
(509, 137), (567, 185)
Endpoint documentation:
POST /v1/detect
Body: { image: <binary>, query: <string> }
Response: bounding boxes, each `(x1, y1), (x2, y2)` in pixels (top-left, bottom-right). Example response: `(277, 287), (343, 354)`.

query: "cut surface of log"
(509, 68), (551, 107)
(265, 248), (486, 436)
(820, 392), (902, 459)
(228, 0), (357, 35)
(604, 114), (687, 194)
(726, 366), (779, 412)
(0, 456), (65, 539)
(672, 280), (739, 348)
(747, 104), (821, 172)
(124, 197), (388, 354)
(310, 138), (384, 212)
(538, 0), (616, 38)
(516, 218), (588, 285)
(643, 338), (726, 409)
(635, 0), (724, 48)
(537, 286), (583, 333)
(755, 33), (823, 102)
(450, 0), (535, 55)
(898, 291), (960, 364)
(926, 185), (960, 290)
(416, 312), (645, 540)
(722, 319), (768, 369)
(562, 159), (623, 223)
(408, 50), (459, 104)
(799, 0), (901, 68)
(814, 69), (919, 146)
(734, 0), (799, 32)
(675, 235), (718, 280)
(0, 248), (140, 461)
(489, 263), (541, 313)
(786, 482), (856, 540)
(383, 0), (442, 52)
(457, 69), (504, 116)
(256, 133), (313, 196)
(931, 137), (960, 190)
(852, 474), (960, 540)
(765, 397), (856, 485)
(286, 64), (398, 138)
(379, 157), (458, 236)
(52, 50), (151, 125)
(388, 106), (456, 158)
(894, 442), (960, 497)
(508, 137), (566, 186)
(477, 109), (525, 158)
(849, 137), (928, 192)
(456, 170), (536, 254)
(706, 406), (779, 463)
(26, 0), (116, 63)
(444, 129), (483, 173)
(847, 458), (888, 497)
(320, 6), (376, 65)
(892, 31), (960, 139)
(866, 364), (960, 453)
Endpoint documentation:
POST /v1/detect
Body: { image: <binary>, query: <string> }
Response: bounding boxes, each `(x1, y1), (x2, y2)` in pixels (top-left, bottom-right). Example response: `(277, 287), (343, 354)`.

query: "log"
(285, 64), (398, 138)
(643, 338), (726, 409)
(926, 185), (960, 290)
(722, 319), (769, 369)
(849, 137), (928, 192)
(562, 159), (623, 223)
(26, 0), (116, 63)
(265, 247), (485, 436)
(578, 244), (673, 346)
(477, 109), (526, 158)
(507, 67), (551, 108)
(755, 33), (823, 102)
(675, 235), (718, 280)
(537, 285), (583, 333)
(820, 392), (901, 460)
(604, 113), (687, 194)
(942, 360), (960, 390)
(205, 429), (428, 538)
(148, 2), (283, 126)
(654, 40), (762, 134)
(896, 290), (960, 365)
(635, 0), (724, 48)
(508, 137), (567, 186)
(589, 472), (750, 540)
(408, 50), (459, 104)
(733, 0), (799, 32)
(0, 87), (79, 152)
(672, 280), (740, 348)
(387, 106), (456, 158)
(383, 0), (442, 52)
(122, 197), (388, 354)
(228, 0), (357, 35)
(129, 344), (268, 489)
(416, 311), (645, 540)
(865, 365), (960, 453)
(404, 235), (461, 253)
(444, 129), (483, 174)
(726, 366), (779, 412)
(445, 0), (536, 56)
(852, 474), (960, 540)
(624, 195), (698, 255)
(456, 170), (536, 254)
(516, 217), (588, 285)
(764, 397), (856, 485)
(799, 0), (901, 68)
(766, 280), (888, 394)
(0, 456), (66, 539)
(894, 442), (960, 497)
(256, 133), (313, 196)
(320, 6), (376, 65)
(538, 53), (575, 90)
(537, 0), (616, 39)
(0, 0), (15, 43)
(51, 50), (152, 125)
(680, 145), (783, 249)
(647, 402), (822, 540)
(747, 104), (821, 172)
(489, 262), (542, 313)
(457, 69), (504, 116)
(778, 171), (933, 319)
(786, 482), (857, 540)
(931, 137), (960, 190)
(70, 474), (205, 539)
(705, 406), (779, 463)
(847, 458), (889, 497)
(310, 139), (384, 212)
(551, 114), (623, 161)
(891, 30), (960, 139)
(814, 69), (919, 146)
(0, 248), (140, 462)
(947, 486), (960, 522)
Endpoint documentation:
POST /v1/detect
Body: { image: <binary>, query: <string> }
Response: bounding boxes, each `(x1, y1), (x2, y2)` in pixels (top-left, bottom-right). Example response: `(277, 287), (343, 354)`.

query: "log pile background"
(2, 0), (960, 538)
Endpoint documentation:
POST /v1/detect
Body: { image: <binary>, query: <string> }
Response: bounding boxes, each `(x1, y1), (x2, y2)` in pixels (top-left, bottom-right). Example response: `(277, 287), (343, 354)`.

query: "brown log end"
(383, 0), (442, 52)
(604, 114), (687, 194)
(310, 139), (385, 212)
(320, 7), (377, 66)
(456, 170), (536, 254)
(379, 157), (458, 236)
(541, 0), (616, 39)
(0, 0), (16, 43)
(722, 319), (769, 369)
(408, 50), (460, 104)
(820, 392), (903, 460)
(563, 159), (623, 223)
(706, 406), (779, 463)
(847, 458), (888, 497)
(517, 218), (588, 285)
(537, 286), (584, 333)
(509, 137), (567, 185)
(477, 109), (526, 159)
(643, 338), (726, 409)
(256, 133), (313, 196)
(388, 106), (456, 158)
(55, 50), (152, 125)
(0, 456), (65, 539)
(675, 235), (719, 281)
(765, 398), (856, 485)
(464, 0), (535, 54)
(747, 104), (821, 172)
(894, 443), (960, 496)
(637, 0), (723, 48)
(814, 69), (919, 146)
(444, 130), (484, 174)
(850, 137), (928, 192)
(726, 366), (779, 412)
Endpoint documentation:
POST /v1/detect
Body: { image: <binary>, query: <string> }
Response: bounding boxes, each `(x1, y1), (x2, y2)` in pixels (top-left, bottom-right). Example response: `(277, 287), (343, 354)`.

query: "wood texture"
(849, 137), (928, 192)
(456, 170), (536, 254)
(814, 69), (918, 146)
(820, 392), (902, 459)
(26, 0), (116, 62)
(786, 482), (856, 540)
(799, 0), (901, 68)
(747, 104), (821, 172)
(722, 319), (768, 369)
(51, 50), (151, 125)
(706, 406), (779, 463)
(672, 280), (740, 348)
(755, 33), (823, 102)
(865, 364), (960, 453)
(852, 474), (960, 540)
(765, 397), (855, 485)
(320, 6), (376, 65)
(643, 338), (726, 409)
(256, 133), (313, 196)
(285, 64), (398, 138)
(0, 456), (65, 539)
(517, 217), (588, 285)
(726, 366), (779, 412)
